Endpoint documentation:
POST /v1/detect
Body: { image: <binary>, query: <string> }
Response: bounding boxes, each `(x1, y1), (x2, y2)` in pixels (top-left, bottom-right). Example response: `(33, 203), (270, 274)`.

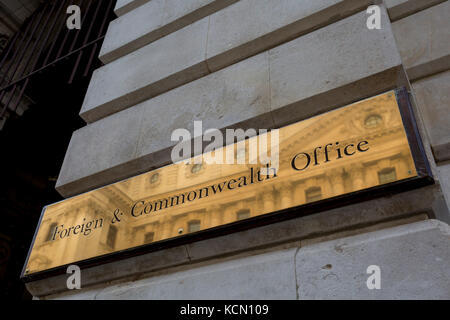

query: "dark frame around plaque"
(21, 87), (434, 282)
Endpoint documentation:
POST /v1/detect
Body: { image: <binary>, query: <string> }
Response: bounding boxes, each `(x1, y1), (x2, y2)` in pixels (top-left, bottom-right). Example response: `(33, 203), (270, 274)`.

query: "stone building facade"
(26, 0), (450, 299)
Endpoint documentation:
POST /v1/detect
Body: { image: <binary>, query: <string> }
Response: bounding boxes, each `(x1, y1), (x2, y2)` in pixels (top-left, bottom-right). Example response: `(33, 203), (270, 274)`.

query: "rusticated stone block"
(384, 0), (446, 21)
(80, 18), (210, 123)
(392, 1), (450, 81)
(412, 70), (450, 162)
(114, 0), (151, 17)
(296, 220), (450, 299)
(102, 0), (239, 64)
(269, 7), (402, 127)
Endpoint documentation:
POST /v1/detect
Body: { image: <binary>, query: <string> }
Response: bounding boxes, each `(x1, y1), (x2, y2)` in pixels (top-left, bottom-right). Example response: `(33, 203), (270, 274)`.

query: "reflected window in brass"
(133, 226), (144, 244)
(46, 223), (57, 242)
(106, 225), (118, 248)
(236, 148), (246, 162)
(378, 167), (397, 184)
(188, 220), (201, 233)
(144, 232), (154, 243)
(305, 187), (322, 203)
(237, 209), (251, 221)
(365, 114), (383, 128)
(191, 164), (202, 174)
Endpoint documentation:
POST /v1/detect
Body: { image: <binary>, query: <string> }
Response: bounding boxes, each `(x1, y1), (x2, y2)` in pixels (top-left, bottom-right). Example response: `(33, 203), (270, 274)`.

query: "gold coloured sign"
(24, 91), (423, 276)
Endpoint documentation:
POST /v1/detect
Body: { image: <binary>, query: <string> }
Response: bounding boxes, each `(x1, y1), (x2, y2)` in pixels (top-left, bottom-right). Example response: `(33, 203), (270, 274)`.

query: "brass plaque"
(24, 91), (421, 276)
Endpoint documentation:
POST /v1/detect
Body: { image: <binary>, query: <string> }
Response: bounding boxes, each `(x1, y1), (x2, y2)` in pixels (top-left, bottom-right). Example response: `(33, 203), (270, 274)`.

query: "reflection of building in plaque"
(25, 92), (418, 275)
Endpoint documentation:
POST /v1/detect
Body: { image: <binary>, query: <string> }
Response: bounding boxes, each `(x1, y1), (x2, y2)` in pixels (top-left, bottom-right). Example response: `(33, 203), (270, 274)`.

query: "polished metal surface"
(24, 91), (418, 275)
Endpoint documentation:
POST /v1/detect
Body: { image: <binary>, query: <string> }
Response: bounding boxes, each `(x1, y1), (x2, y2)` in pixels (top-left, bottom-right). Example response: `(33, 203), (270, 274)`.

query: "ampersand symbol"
(111, 209), (123, 224)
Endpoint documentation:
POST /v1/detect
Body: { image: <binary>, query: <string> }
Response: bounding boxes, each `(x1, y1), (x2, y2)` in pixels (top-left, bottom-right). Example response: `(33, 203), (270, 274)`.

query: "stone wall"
(40, 219), (450, 300)
(29, 0), (450, 299)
